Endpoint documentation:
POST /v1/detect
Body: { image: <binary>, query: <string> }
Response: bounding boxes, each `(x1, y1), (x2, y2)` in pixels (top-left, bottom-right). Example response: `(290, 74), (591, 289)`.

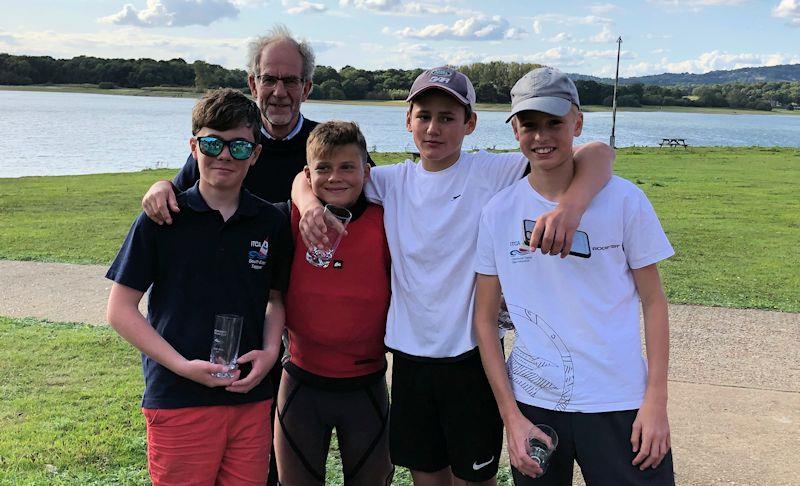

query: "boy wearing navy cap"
(294, 68), (616, 485)
(474, 67), (675, 484)
(106, 88), (291, 485)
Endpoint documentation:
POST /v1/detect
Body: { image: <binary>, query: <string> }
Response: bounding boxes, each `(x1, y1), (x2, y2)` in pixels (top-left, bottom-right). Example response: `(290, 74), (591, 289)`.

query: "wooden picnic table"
(659, 138), (688, 148)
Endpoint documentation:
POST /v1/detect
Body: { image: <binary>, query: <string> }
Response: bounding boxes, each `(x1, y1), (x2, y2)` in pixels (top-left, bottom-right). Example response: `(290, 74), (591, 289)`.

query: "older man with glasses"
(141, 23), (332, 221)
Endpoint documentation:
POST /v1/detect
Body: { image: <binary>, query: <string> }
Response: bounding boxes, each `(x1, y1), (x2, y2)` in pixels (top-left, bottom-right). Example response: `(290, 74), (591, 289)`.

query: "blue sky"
(1, 0), (798, 77)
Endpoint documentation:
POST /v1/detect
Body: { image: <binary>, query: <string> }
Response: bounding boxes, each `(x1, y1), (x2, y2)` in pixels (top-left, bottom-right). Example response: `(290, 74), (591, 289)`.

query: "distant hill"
(568, 64), (800, 86)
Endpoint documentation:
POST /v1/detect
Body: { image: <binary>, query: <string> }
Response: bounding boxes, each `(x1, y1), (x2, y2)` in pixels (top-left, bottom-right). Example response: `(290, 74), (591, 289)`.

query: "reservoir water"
(1, 90), (798, 178)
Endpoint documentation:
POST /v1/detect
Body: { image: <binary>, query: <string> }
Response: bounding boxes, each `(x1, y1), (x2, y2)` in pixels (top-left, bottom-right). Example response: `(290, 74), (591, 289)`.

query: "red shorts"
(142, 400), (272, 486)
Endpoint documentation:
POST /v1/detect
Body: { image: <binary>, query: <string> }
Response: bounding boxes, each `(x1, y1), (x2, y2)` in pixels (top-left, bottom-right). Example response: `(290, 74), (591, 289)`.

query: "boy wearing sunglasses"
(106, 88), (291, 485)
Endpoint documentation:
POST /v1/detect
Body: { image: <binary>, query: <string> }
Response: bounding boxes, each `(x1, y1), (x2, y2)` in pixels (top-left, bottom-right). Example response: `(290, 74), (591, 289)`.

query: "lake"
(1, 90), (799, 178)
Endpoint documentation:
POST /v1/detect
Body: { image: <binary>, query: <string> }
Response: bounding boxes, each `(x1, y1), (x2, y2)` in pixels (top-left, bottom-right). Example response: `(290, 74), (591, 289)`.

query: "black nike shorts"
(389, 351), (503, 482)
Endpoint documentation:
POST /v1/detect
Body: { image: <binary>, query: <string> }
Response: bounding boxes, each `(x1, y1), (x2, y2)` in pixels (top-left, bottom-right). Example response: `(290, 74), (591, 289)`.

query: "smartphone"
(523, 219), (591, 258)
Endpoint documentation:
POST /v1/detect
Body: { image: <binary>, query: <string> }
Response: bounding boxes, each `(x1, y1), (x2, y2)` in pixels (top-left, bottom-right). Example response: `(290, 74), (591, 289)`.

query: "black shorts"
(513, 402), (675, 486)
(274, 370), (393, 486)
(389, 351), (503, 482)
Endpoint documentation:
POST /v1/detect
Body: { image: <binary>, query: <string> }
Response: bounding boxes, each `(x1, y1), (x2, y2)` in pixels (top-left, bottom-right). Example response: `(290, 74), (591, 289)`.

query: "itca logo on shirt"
(248, 238), (269, 270)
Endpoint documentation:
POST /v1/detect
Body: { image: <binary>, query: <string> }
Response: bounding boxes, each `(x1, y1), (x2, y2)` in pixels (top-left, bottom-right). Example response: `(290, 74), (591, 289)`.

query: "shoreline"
(2, 147), (798, 180)
(1, 84), (797, 116)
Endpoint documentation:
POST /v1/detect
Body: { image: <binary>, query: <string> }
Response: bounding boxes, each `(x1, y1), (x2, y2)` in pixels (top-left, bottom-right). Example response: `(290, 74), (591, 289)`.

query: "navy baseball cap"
(406, 67), (476, 108)
(506, 67), (580, 122)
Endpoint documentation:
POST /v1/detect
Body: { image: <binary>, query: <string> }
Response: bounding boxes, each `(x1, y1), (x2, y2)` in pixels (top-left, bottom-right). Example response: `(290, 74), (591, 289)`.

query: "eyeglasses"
(195, 136), (256, 160)
(255, 74), (304, 89)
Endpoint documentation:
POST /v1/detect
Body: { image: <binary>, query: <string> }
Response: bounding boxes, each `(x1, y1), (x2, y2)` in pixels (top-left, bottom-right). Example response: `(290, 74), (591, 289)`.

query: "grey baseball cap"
(406, 66), (476, 108)
(506, 67), (580, 122)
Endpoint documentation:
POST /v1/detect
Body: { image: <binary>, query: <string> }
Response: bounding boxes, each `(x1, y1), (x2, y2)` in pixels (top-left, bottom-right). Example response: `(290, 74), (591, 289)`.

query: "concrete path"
(1, 260), (798, 485)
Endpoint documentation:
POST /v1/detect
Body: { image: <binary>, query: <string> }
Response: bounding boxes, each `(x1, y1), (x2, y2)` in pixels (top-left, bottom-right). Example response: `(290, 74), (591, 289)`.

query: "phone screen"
(523, 220), (591, 258)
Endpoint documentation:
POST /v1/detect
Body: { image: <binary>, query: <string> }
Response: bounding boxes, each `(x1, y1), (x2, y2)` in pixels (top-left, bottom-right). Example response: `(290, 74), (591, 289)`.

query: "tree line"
(2, 53), (798, 111)
(0, 54), (246, 90)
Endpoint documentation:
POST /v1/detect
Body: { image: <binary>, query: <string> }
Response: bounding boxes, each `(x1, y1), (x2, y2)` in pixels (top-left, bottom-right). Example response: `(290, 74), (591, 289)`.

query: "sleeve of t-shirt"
(172, 154), (200, 192)
(105, 212), (158, 292)
(480, 151), (529, 190)
(474, 208), (499, 276)
(268, 213), (293, 293)
(623, 189), (675, 269)
(363, 162), (403, 205)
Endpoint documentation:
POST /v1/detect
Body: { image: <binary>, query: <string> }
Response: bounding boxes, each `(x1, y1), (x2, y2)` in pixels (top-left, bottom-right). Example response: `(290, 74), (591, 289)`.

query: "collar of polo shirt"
(184, 182), (261, 219)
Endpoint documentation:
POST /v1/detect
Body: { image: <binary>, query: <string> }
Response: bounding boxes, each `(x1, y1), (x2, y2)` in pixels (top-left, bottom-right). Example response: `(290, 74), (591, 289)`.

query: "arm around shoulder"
(141, 180), (180, 225)
(529, 142), (615, 258)
(569, 141), (615, 210)
(141, 154), (199, 225)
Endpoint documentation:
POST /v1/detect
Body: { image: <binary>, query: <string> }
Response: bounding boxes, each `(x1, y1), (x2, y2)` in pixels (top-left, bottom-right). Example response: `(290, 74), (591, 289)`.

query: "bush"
(365, 90), (390, 100)
(389, 89), (407, 100)
(641, 95), (664, 106)
(617, 94), (642, 107)
(754, 101), (773, 111)
(98, 82), (115, 89)
(308, 87), (326, 99)
(327, 87), (345, 100)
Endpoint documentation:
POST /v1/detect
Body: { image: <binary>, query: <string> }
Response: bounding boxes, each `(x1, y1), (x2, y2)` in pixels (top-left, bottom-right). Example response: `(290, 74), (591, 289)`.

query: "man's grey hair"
(247, 24), (316, 81)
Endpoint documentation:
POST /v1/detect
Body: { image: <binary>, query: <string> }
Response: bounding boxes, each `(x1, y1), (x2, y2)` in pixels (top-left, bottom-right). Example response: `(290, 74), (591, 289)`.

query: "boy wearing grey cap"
(294, 66), (615, 485)
(474, 67), (675, 484)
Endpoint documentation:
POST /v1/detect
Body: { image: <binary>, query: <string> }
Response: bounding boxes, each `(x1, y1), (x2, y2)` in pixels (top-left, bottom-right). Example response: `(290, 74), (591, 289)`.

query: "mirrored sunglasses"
(196, 136), (256, 160)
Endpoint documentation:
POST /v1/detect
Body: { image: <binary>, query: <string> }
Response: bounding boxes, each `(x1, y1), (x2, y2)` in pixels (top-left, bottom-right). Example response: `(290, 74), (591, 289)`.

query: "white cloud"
(363, 42), (443, 68)
(402, 2), (478, 16)
(589, 24), (617, 43)
(339, 0), (479, 16)
(489, 47), (588, 69)
(339, 0), (401, 11)
(282, 0), (327, 14)
(503, 28), (528, 40)
(532, 13), (613, 26)
(589, 3), (619, 14)
(532, 20), (542, 34)
(773, 0), (800, 26)
(584, 48), (631, 59)
(621, 50), (800, 76)
(100, 0), (240, 28)
(647, 0), (745, 11)
(548, 32), (573, 42)
(310, 39), (344, 52)
(391, 15), (524, 41)
(0, 28), (249, 68)
(230, 0), (268, 6)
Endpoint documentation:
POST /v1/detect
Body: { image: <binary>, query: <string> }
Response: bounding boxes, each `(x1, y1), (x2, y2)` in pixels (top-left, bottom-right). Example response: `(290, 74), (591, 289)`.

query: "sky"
(1, 0), (799, 78)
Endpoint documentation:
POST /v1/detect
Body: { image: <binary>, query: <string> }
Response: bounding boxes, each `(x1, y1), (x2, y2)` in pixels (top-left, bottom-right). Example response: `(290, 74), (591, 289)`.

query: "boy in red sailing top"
(275, 121), (393, 485)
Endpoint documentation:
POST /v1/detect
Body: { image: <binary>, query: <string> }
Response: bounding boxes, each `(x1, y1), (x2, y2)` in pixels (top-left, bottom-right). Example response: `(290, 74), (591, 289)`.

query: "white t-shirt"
(475, 176), (674, 412)
(365, 150), (527, 358)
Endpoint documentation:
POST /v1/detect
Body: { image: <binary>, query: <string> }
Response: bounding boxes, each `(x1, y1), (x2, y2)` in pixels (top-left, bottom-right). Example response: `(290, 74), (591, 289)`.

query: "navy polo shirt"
(106, 182), (291, 409)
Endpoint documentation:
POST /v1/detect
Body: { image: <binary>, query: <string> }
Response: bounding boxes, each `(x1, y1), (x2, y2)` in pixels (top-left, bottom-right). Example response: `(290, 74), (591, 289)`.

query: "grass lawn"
(1, 147), (798, 312)
(0, 317), (148, 485)
(0, 84), (202, 98)
(0, 317), (514, 485)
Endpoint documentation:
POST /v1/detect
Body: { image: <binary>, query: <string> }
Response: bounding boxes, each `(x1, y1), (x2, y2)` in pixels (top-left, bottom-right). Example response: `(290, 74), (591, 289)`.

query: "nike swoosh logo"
(451, 194), (461, 200)
(472, 456), (494, 470)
